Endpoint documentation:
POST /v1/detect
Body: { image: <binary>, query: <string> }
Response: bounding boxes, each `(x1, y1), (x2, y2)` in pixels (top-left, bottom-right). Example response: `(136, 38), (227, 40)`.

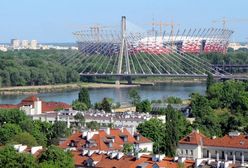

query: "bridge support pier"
(115, 76), (121, 85)
(127, 76), (132, 84)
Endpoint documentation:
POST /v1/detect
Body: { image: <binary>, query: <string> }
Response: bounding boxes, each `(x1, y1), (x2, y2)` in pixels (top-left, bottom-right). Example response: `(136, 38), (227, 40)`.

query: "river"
(0, 83), (206, 104)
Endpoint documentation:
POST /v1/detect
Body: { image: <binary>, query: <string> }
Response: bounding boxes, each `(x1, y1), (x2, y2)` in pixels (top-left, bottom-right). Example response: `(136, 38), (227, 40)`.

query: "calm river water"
(0, 83), (206, 104)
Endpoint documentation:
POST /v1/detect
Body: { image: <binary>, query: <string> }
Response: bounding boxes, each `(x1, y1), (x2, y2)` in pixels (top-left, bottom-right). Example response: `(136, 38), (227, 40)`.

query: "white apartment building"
(21, 40), (29, 48)
(177, 130), (248, 167)
(11, 39), (21, 49)
(30, 40), (38, 49)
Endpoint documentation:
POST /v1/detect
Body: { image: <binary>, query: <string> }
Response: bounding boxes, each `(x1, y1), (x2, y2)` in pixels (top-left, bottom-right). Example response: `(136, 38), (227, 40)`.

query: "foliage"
(72, 100), (88, 111)
(0, 109), (71, 146)
(0, 123), (22, 145)
(190, 80), (248, 137)
(50, 121), (71, 145)
(0, 109), (27, 126)
(137, 106), (191, 155)
(101, 97), (112, 112)
(136, 99), (152, 113)
(0, 50), (80, 87)
(165, 96), (182, 104)
(206, 72), (214, 93)
(86, 121), (100, 130)
(0, 145), (37, 168)
(122, 143), (134, 155)
(137, 118), (165, 154)
(10, 132), (38, 146)
(128, 88), (141, 105)
(190, 93), (212, 118)
(74, 113), (85, 126)
(78, 88), (91, 109)
(38, 145), (74, 168)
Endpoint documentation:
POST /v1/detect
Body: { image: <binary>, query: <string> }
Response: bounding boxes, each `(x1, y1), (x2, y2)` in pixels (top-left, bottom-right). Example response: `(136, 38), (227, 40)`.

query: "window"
(191, 150), (193, 155)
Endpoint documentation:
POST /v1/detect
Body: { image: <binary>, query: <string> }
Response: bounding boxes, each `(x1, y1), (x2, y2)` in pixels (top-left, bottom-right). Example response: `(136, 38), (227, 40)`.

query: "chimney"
(31, 146), (43, 154)
(18, 145), (27, 153)
(106, 127), (110, 135)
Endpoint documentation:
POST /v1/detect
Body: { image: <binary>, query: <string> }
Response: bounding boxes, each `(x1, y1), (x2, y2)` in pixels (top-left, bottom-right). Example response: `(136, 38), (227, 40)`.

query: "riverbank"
(0, 83), (139, 95)
(133, 77), (206, 85)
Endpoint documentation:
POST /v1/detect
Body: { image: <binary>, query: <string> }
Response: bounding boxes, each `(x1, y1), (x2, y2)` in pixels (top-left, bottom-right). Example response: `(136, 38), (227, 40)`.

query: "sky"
(0, 0), (248, 43)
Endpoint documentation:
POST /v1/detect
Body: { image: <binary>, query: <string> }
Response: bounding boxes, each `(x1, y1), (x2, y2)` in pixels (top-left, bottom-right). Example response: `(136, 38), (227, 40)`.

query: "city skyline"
(0, 0), (248, 43)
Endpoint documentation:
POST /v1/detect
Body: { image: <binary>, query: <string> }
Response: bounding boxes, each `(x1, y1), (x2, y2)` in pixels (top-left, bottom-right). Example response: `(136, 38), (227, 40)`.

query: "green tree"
(137, 118), (165, 154)
(0, 123), (22, 144)
(0, 145), (37, 168)
(38, 145), (74, 168)
(122, 143), (133, 155)
(10, 132), (38, 146)
(190, 93), (212, 118)
(72, 100), (88, 111)
(165, 96), (182, 104)
(0, 109), (28, 126)
(165, 105), (179, 156)
(78, 88), (91, 109)
(206, 72), (214, 93)
(136, 99), (152, 113)
(74, 113), (85, 126)
(50, 121), (70, 145)
(101, 97), (112, 112)
(86, 121), (100, 130)
(128, 88), (141, 105)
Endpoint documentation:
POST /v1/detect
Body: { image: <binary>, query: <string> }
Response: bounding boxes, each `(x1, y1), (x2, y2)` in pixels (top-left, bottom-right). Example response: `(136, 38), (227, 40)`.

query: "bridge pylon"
(116, 16), (131, 85)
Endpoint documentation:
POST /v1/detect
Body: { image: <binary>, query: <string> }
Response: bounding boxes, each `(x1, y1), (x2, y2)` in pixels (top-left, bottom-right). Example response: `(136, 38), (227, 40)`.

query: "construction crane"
(212, 17), (248, 29)
(89, 24), (113, 42)
(146, 19), (179, 46)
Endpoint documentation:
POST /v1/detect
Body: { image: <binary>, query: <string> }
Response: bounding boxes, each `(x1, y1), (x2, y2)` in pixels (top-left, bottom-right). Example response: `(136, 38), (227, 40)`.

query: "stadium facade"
(74, 28), (233, 56)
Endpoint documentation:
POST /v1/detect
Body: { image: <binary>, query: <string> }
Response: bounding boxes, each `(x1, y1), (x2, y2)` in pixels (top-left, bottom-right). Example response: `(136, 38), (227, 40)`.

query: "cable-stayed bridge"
(58, 16), (248, 83)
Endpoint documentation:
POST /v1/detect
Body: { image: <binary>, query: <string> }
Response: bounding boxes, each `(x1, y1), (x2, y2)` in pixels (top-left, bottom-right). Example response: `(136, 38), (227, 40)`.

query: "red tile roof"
(42, 102), (70, 112)
(0, 95), (71, 113)
(71, 153), (195, 168)
(179, 130), (205, 145)
(0, 104), (18, 109)
(59, 128), (152, 152)
(179, 130), (248, 149)
(59, 131), (86, 149)
(203, 134), (248, 149)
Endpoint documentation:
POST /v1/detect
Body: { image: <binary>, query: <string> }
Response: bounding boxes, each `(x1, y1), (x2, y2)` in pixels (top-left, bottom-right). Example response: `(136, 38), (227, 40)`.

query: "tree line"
(0, 50), (79, 87)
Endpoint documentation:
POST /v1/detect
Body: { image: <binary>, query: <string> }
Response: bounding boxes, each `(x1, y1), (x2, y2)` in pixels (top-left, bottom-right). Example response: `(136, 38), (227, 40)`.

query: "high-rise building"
(21, 40), (29, 49)
(11, 39), (20, 49)
(30, 40), (38, 49)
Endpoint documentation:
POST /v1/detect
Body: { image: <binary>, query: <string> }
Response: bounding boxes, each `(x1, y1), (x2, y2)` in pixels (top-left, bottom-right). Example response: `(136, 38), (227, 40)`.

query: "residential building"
(11, 39), (20, 49)
(59, 127), (153, 153)
(30, 40), (38, 49)
(229, 43), (248, 51)
(0, 95), (71, 115)
(21, 40), (29, 48)
(68, 152), (194, 168)
(13, 144), (43, 158)
(0, 45), (7, 52)
(177, 130), (248, 167)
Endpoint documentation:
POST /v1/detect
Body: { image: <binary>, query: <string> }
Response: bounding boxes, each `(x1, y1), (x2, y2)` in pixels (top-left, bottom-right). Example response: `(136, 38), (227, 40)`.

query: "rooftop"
(179, 130), (248, 149)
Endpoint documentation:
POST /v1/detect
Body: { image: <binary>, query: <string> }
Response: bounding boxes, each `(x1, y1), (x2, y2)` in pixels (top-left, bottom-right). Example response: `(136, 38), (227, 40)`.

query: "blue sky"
(0, 0), (247, 43)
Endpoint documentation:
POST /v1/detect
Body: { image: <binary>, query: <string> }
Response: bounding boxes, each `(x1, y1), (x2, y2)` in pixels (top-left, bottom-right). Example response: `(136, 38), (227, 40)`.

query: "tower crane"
(212, 17), (248, 29)
(146, 19), (179, 46)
